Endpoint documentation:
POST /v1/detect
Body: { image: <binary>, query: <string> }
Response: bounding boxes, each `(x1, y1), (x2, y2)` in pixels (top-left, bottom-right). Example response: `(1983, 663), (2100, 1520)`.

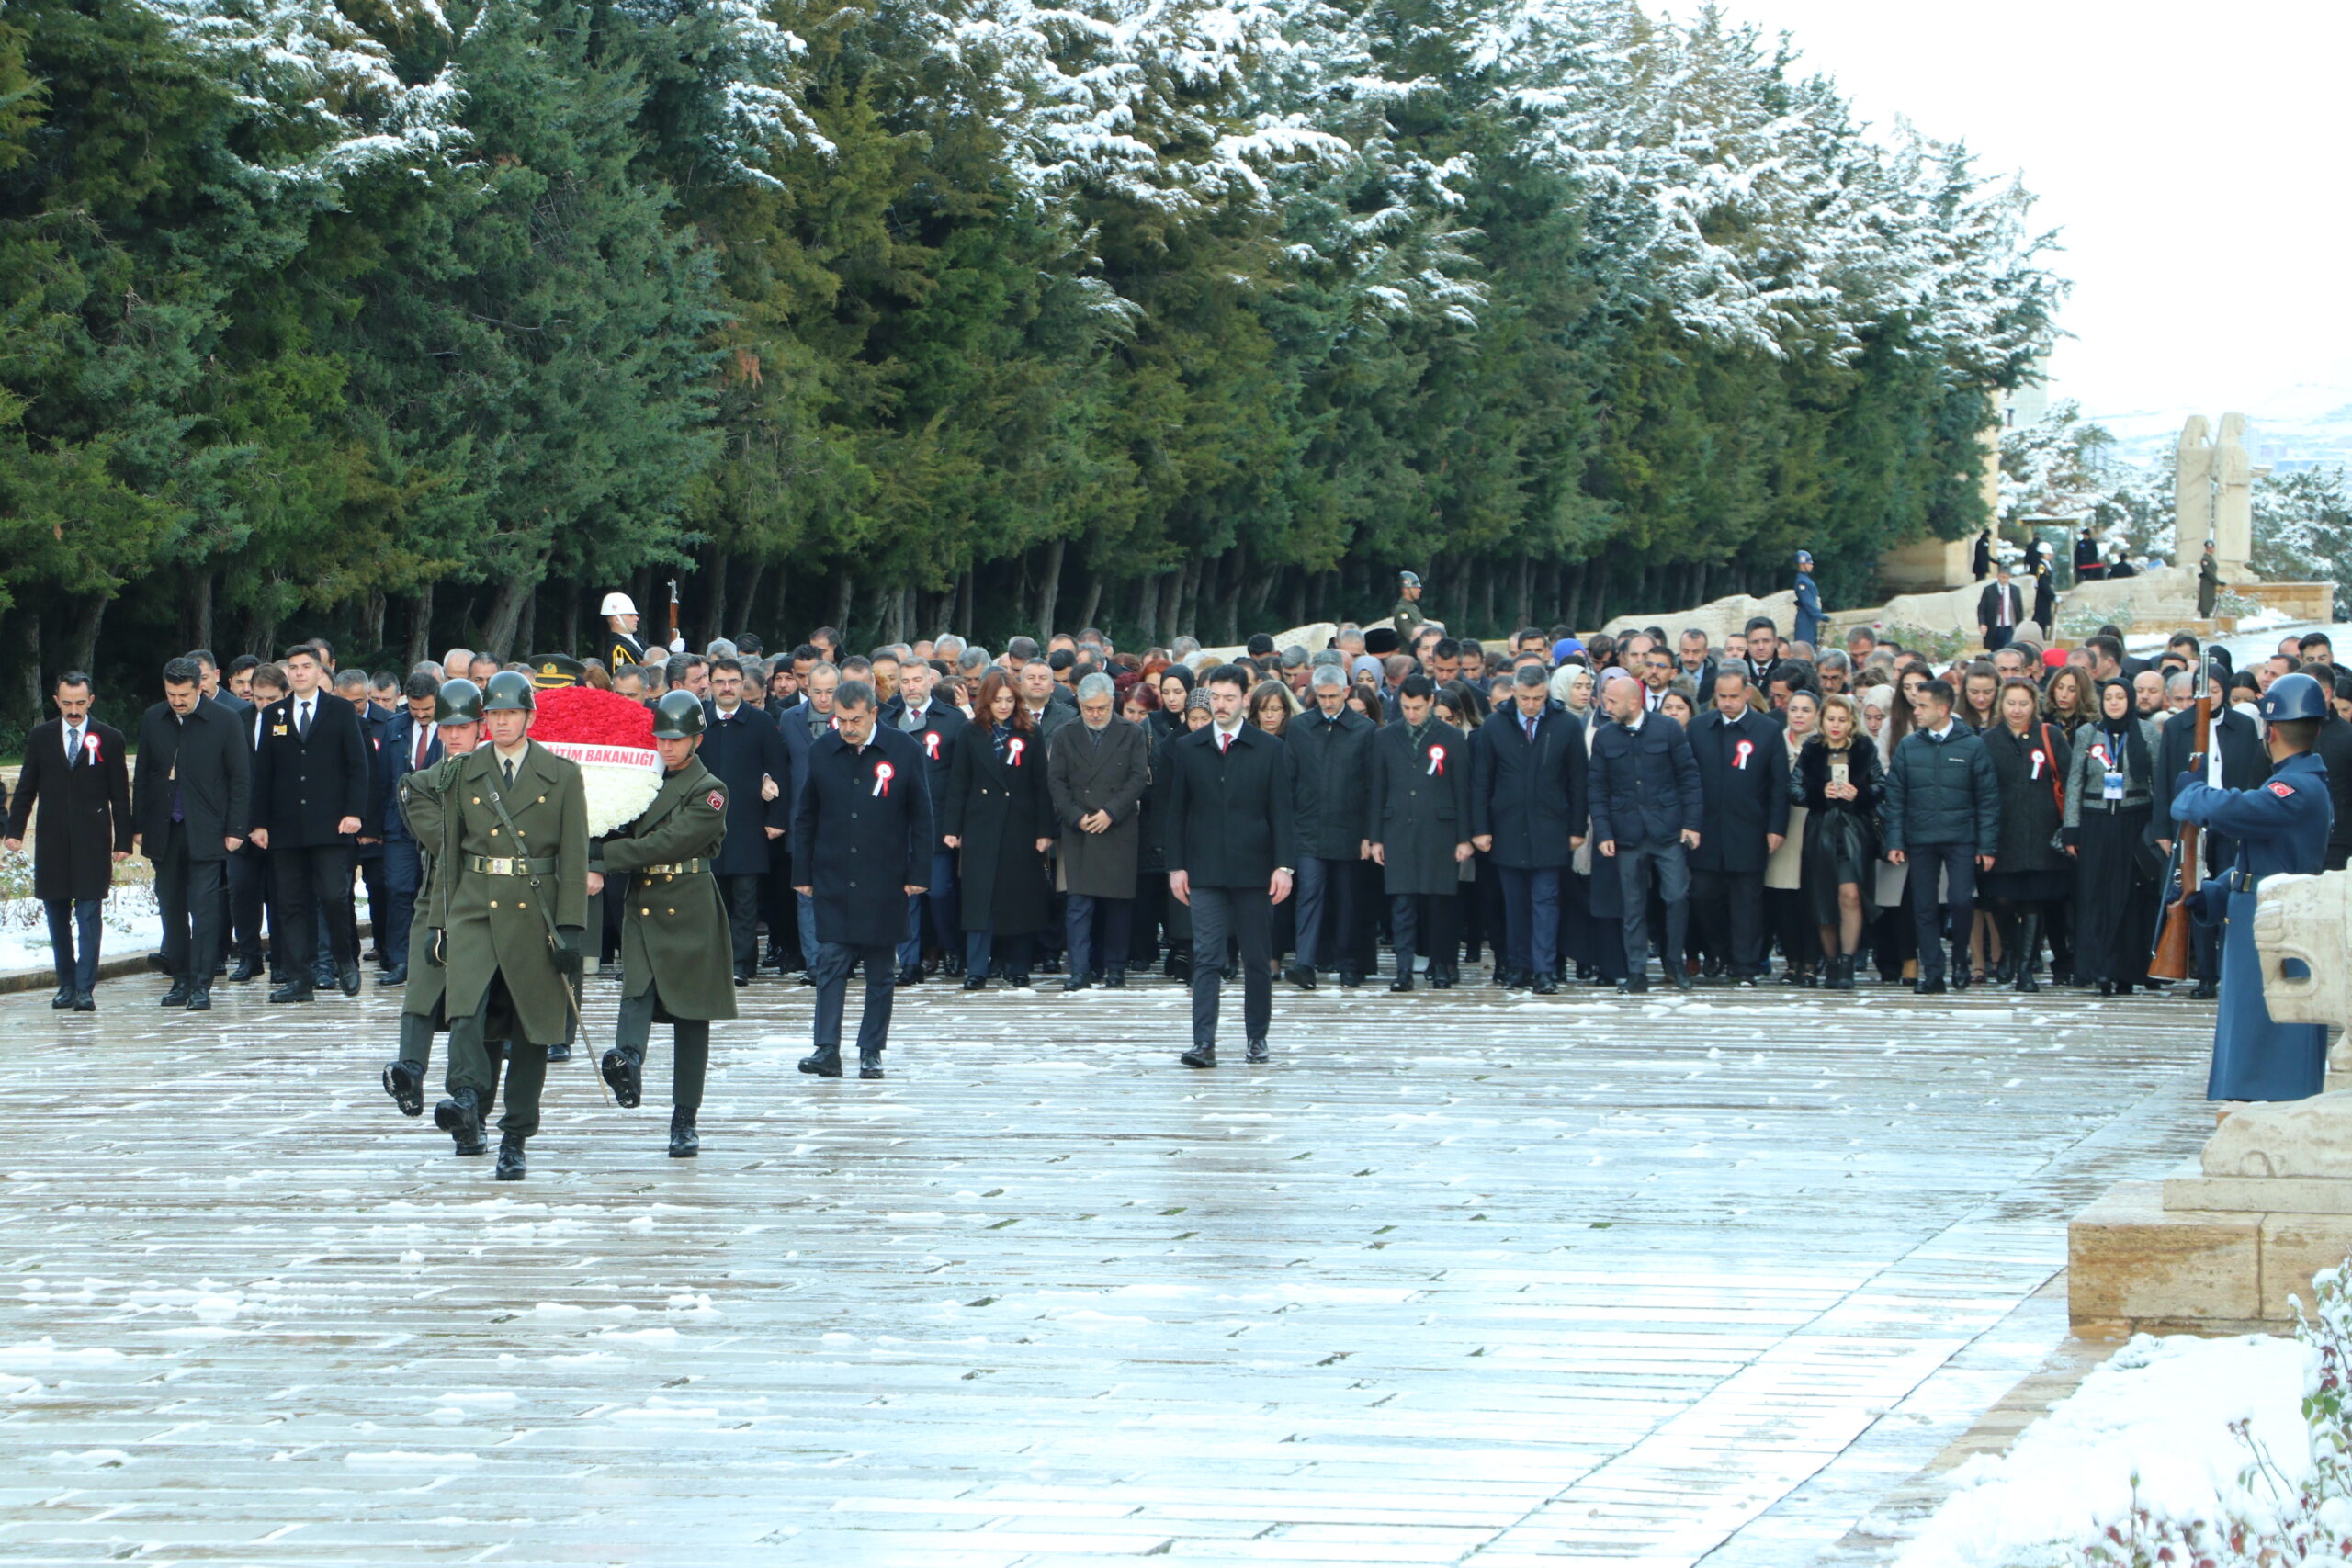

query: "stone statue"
(2174, 415), (2212, 569)
(2174, 413), (2256, 577)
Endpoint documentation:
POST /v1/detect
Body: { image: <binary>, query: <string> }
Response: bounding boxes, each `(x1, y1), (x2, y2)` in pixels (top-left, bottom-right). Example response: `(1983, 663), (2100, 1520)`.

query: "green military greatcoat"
(396, 753), (463, 1021)
(597, 759), (737, 1022)
(433, 741), (591, 1045)
(1392, 596), (1426, 642)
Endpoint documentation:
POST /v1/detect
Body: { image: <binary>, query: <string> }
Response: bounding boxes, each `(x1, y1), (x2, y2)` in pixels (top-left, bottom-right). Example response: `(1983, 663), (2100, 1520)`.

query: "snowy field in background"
(1896, 1332), (2314, 1568)
(0, 886), (162, 979)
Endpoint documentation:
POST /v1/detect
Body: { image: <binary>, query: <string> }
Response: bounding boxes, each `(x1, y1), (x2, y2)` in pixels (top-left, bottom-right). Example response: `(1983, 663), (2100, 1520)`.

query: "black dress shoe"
(161, 980), (195, 1008)
(384, 1060), (425, 1116)
(943, 953), (966, 977)
(1285, 964), (1317, 991)
(601, 1046), (643, 1109)
(377, 964), (408, 986)
(669, 1110), (699, 1158)
(798, 971), (819, 987)
(734, 974), (752, 988)
(1532, 974), (1558, 995)
(185, 987), (212, 1011)
(435, 1090), (483, 1153)
(2190, 979), (2219, 999)
(1340, 970), (1363, 988)
(1668, 968), (1694, 992)
(1916, 977), (1948, 995)
(1061, 975), (1092, 993)
(73, 992), (95, 1012)
(1390, 975), (1414, 993)
(337, 965), (362, 998)
(1246, 1039), (1270, 1064)
(494, 1135), (526, 1180)
(896, 964), (923, 987)
(798, 1046), (843, 1077)
(1617, 976), (1649, 995)
(546, 1042), (571, 1064)
(1007, 972), (1034, 989)
(51, 986), (74, 1009)
(1104, 968), (1126, 989)
(962, 974), (988, 991)
(1180, 1044), (1216, 1068)
(227, 957), (261, 984)
(858, 1046), (886, 1080)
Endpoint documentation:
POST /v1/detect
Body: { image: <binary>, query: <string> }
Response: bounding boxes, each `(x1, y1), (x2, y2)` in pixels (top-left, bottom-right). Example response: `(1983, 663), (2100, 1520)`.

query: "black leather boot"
(383, 1060), (425, 1117)
(2012, 914), (2042, 994)
(161, 979), (195, 1008)
(798, 1044), (842, 1077)
(601, 1045), (644, 1108)
(669, 1108), (699, 1158)
(858, 1045), (885, 1080)
(494, 1134), (526, 1180)
(434, 1090), (485, 1155)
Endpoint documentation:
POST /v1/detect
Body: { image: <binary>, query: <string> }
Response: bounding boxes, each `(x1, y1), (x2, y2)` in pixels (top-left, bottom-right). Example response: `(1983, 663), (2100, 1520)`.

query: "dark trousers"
(1613, 840), (1690, 977)
(44, 898), (102, 994)
(964, 929), (1034, 980)
(1905, 842), (1976, 978)
(381, 840), (422, 970)
(1292, 856), (1357, 971)
(1494, 864), (1563, 975)
(1189, 886), (1272, 1049)
(1066, 893), (1132, 979)
(448, 978), (547, 1137)
(269, 843), (357, 978)
(154, 824), (227, 984)
(228, 847), (269, 963)
(615, 990), (710, 1111)
(356, 851), (388, 959)
(899, 850), (959, 970)
(1690, 868), (1766, 975)
(1984, 626), (2014, 652)
(719, 874), (761, 979)
(811, 942), (896, 1057)
(1391, 891), (1461, 973)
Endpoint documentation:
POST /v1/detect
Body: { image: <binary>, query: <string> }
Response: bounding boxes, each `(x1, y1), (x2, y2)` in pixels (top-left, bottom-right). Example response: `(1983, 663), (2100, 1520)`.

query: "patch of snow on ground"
(1897, 1331), (2313, 1568)
(0, 886), (163, 979)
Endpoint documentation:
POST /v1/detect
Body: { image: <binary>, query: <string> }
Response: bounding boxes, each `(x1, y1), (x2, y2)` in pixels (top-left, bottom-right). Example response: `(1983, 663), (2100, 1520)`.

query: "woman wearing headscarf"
(1151, 665), (1193, 742)
(1977, 677), (2072, 992)
(2064, 676), (2163, 995)
(1792, 693), (1883, 988)
(1551, 662), (1597, 724)
(1764, 688), (1819, 984)
(941, 671), (1057, 990)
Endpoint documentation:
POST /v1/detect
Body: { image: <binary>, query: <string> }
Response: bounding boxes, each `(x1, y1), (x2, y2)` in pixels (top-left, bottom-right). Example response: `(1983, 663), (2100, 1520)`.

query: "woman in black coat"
(1368, 675), (1472, 989)
(1977, 678), (2073, 991)
(2064, 678), (2162, 995)
(940, 671), (1056, 989)
(1792, 694), (1883, 989)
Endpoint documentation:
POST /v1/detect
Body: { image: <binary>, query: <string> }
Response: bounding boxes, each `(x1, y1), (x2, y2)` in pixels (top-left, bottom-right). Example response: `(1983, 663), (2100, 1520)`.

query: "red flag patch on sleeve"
(2268, 780), (2296, 797)
(707, 790), (726, 812)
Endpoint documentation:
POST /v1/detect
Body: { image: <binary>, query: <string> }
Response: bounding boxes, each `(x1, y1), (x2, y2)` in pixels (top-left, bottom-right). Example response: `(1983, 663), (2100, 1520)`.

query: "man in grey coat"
(1047, 672), (1150, 989)
(1284, 661), (1375, 988)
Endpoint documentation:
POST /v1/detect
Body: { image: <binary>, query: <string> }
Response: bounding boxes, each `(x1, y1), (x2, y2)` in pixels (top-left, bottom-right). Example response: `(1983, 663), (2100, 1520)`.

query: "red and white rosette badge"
(83, 730), (101, 764)
(872, 761), (895, 798)
(2030, 748), (2047, 779)
(1732, 739), (1754, 770)
(1427, 742), (1446, 777)
(1007, 737), (1026, 767)
(924, 731), (941, 761)
(527, 686), (661, 835)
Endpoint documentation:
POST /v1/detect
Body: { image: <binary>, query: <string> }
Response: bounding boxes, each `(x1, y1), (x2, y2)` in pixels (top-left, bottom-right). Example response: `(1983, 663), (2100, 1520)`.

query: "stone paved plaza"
(0, 969), (2221, 1565)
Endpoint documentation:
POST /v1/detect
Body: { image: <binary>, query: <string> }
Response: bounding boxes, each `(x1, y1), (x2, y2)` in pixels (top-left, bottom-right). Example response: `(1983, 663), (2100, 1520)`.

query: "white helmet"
(600, 592), (638, 617)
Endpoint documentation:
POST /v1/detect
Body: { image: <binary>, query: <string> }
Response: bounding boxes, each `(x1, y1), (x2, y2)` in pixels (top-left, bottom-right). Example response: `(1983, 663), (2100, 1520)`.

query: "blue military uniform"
(2172, 746), (2334, 1101)
(1792, 551), (1823, 647)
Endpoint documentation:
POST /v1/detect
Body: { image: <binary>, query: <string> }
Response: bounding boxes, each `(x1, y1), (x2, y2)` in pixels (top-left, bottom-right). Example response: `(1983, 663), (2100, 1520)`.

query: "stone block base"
(2069, 1179), (2352, 1337)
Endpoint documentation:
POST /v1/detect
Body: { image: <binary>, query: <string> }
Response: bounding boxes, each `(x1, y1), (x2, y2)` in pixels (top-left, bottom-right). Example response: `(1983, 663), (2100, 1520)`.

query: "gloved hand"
(426, 929), (447, 968)
(669, 636), (686, 653)
(552, 925), (586, 978)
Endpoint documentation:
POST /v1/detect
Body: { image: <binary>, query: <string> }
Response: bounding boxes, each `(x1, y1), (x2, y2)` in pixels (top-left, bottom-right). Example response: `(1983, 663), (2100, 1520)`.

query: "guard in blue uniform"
(2171, 672), (2335, 1103)
(1792, 550), (1823, 648)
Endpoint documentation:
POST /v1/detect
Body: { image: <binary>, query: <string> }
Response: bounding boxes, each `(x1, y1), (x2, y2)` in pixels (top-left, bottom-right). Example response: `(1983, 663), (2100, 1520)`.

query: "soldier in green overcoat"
(416, 671), (591, 1180)
(596, 692), (736, 1157)
(1392, 570), (1428, 643)
(380, 680), (506, 1147)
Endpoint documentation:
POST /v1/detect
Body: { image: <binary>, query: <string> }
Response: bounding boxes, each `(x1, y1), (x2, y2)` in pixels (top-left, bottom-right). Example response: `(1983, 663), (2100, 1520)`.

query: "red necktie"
(1218, 730), (1231, 753)
(414, 727), (428, 770)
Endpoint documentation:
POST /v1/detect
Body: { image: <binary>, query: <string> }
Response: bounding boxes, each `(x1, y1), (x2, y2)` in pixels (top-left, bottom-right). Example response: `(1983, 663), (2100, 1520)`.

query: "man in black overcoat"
(1162, 662), (1297, 1067)
(248, 644), (371, 1002)
(132, 657), (250, 1010)
(1685, 669), (1787, 983)
(6, 671), (133, 1010)
(791, 680), (930, 1079)
(1284, 662), (1375, 988)
(881, 657), (966, 980)
(1468, 664), (1588, 993)
(1587, 672), (1703, 993)
(700, 656), (791, 985)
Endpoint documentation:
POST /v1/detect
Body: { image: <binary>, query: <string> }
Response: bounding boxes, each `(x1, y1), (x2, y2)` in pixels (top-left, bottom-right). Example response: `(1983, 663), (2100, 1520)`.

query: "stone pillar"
(2214, 412), (2255, 575)
(2174, 415), (2212, 567)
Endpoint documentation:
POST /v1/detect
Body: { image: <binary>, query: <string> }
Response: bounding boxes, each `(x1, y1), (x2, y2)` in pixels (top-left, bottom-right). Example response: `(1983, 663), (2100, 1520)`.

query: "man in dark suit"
(220, 664), (278, 981)
(1976, 562), (2025, 651)
(375, 671), (446, 986)
(1162, 662), (1297, 1067)
(339, 667), (397, 986)
(1685, 669), (1787, 983)
(776, 665), (839, 977)
(5, 672), (133, 1010)
(248, 644), (370, 1002)
(1048, 672), (1150, 989)
(791, 680), (930, 1080)
(881, 657), (966, 980)
(1284, 663), (1375, 989)
(1468, 664), (1588, 993)
(131, 657), (250, 1010)
(1587, 672), (1702, 993)
(700, 656), (792, 986)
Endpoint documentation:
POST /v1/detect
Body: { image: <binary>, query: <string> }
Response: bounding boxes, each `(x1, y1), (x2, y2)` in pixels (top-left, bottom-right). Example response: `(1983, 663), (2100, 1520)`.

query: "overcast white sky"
(1671, 0), (2352, 431)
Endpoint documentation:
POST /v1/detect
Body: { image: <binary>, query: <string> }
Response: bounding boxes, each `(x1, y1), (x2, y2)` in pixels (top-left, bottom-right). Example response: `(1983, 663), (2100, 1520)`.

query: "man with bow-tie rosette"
(6, 671), (134, 1011)
(880, 656), (966, 983)
(792, 680), (931, 1080)
(1368, 674), (1473, 991)
(1468, 663), (1589, 994)
(1685, 669), (1788, 986)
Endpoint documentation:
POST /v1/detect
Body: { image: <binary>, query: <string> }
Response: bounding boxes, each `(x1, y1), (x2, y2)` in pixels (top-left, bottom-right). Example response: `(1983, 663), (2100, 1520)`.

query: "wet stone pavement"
(0, 966), (2219, 1566)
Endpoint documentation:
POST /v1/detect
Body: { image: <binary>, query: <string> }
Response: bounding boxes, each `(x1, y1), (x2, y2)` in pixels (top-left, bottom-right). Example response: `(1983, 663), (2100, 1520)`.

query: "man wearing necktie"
(376, 671), (447, 987)
(1469, 664), (1589, 994)
(5, 672), (133, 1010)
(698, 657), (791, 987)
(1976, 560), (2023, 652)
(132, 658), (250, 1010)
(248, 645), (371, 1003)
